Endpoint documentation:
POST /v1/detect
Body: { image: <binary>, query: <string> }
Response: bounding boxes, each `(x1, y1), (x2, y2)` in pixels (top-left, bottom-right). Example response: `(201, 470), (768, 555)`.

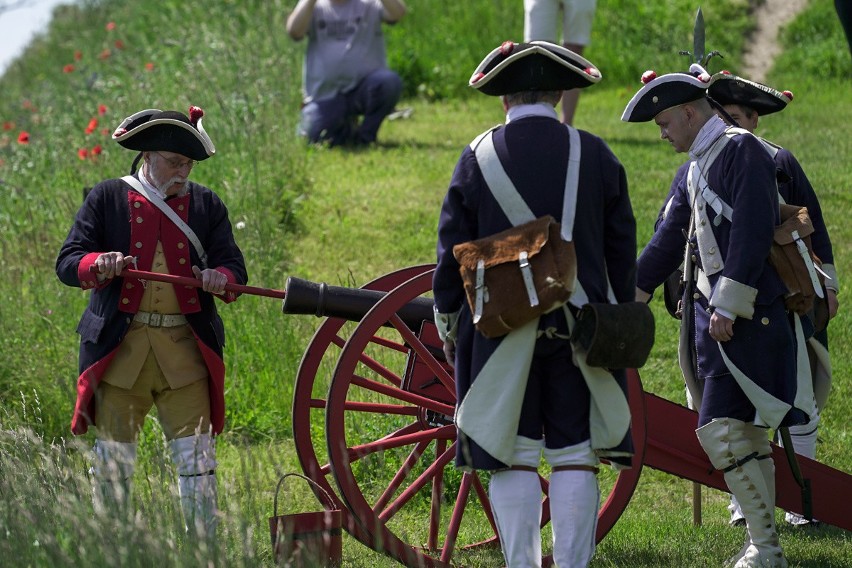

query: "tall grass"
(0, 0), (850, 566)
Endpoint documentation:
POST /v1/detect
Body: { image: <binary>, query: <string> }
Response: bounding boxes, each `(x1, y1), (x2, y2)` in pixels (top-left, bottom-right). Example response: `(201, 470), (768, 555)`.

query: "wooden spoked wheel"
(321, 267), (647, 567)
(291, 265), (438, 548)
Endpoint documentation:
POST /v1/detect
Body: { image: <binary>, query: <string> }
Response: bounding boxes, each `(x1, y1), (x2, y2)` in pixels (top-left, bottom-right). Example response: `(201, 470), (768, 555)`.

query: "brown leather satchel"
(570, 301), (656, 369)
(769, 204), (827, 324)
(453, 215), (576, 339)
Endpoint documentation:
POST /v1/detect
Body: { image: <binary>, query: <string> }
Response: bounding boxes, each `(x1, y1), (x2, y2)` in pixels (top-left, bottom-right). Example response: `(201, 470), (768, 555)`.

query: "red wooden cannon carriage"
(284, 265), (852, 567)
(122, 265), (852, 567)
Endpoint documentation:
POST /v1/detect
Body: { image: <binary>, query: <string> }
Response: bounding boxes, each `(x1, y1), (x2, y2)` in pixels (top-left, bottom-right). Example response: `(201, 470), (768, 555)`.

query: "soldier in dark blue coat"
(705, 72), (838, 529)
(623, 66), (814, 568)
(433, 41), (636, 567)
(56, 107), (247, 542)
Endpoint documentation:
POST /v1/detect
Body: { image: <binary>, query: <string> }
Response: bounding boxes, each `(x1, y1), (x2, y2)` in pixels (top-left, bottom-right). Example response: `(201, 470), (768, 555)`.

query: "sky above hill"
(0, 0), (68, 74)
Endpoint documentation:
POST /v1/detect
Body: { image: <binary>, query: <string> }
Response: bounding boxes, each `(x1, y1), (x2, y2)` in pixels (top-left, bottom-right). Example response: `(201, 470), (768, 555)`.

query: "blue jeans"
(300, 68), (402, 146)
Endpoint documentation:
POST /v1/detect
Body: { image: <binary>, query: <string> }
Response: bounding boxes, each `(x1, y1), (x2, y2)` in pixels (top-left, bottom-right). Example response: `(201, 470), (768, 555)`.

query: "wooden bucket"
(269, 473), (342, 567)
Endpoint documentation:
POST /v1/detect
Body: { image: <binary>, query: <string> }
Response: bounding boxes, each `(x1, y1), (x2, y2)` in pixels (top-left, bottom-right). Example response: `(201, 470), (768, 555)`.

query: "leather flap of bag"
(774, 205), (814, 245)
(453, 215), (560, 270)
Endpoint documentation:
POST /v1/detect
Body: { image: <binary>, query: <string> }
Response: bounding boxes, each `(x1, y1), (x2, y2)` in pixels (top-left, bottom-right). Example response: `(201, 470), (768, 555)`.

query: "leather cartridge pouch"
(570, 302), (655, 368)
(453, 215), (576, 339)
(769, 204), (827, 326)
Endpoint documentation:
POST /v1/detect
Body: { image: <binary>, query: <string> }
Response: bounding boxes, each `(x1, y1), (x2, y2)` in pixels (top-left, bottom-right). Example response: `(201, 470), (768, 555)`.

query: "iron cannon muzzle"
(282, 276), (434, 329)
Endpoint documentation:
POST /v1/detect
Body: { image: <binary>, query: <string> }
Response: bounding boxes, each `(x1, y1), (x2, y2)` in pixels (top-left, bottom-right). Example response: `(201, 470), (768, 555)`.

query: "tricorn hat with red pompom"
(112, 106), (215, 161)
(621, 64), (712, 123)
(469, 40), (602, 96)
(707, 72), (792, 116)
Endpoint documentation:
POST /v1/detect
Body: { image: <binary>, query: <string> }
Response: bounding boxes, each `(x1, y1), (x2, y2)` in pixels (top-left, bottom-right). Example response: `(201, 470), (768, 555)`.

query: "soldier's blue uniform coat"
(434, 113), (637, 470)
(638, 130), (805, 427)
(660, 145), (834, 267)
(56, 175), (247, 435)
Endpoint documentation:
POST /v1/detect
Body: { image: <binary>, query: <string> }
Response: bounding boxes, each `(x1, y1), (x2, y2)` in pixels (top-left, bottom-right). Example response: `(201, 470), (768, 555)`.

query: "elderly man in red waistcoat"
(56, 106), (247, 542)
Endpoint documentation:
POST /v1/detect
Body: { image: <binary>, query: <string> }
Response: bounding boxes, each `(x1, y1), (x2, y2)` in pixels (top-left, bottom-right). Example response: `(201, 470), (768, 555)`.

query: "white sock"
(490, 469), (542, 568)
(549, 470), (599, 568)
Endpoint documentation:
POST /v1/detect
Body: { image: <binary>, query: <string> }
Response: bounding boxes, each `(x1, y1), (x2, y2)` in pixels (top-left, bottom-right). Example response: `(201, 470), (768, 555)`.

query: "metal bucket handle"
(273, 472), (338, 516)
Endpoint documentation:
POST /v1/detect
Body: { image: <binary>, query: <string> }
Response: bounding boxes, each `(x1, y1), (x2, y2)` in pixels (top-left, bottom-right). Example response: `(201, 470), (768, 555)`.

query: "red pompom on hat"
(189, 105), (204, 125)
(641, 70), (657, 84)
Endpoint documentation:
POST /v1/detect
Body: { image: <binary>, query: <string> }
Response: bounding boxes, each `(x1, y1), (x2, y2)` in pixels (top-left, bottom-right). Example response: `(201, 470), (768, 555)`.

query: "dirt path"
(740, 0), (810, 82)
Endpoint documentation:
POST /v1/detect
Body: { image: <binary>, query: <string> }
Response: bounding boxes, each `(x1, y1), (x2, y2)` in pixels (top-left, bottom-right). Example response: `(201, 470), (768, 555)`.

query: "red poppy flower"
(99, 49), (111, 60)
(63, 64), (75, 73)
(92, 144), (103, 155)
(77, 148), (88, 160)
(106, 22), (116, 31)
(74, 50), (83, 61)
(85, 118), (98, 135)
(114, 39), (125, 50)
(17, 131), (29, 144)
(2, 121), (13, 131)
(144, 62), (155, 71)
(98, 104), (108, 116)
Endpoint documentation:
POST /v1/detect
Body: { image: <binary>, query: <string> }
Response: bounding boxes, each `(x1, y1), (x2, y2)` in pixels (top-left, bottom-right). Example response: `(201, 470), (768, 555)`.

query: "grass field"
(0, 0), (850, 566)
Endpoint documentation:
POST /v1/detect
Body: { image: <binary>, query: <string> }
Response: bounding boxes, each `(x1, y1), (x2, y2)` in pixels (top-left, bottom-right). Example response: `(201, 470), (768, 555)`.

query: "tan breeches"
(95, 348), (211, 442)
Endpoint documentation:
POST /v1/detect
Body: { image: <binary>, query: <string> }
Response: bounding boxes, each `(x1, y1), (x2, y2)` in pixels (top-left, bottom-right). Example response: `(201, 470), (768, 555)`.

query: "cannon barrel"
(282, 276), (435, 329)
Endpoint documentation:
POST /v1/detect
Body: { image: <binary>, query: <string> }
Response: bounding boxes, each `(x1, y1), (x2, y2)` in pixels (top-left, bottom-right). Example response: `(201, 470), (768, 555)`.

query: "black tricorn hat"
(112, 106), (215, 161)
(621, 64), (712, 123)
(707, 71), (793, 116)
(469, 40), (602, 96)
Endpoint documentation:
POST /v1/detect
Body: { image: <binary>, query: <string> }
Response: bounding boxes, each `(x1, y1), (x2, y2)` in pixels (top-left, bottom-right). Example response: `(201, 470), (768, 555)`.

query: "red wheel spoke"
(388, 313), (456, 395)
(428, 440), (447, 550)
(471, 473), (499, 537)
(350, 374), (455, 415)
(374, 421), (427, 443)
(348, 425), (455, 460)
(374, 440), (430, 512)
(355, 341), (405, 388)
(440, 472), (473, 563)
(378, 441), (456, 522)
(368, 333), (409, 353)
(341, 400), (420, 416)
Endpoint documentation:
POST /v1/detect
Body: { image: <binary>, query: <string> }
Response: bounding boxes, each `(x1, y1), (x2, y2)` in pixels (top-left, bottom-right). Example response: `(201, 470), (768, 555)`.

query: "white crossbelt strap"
(121, 175), (208, 268)
(687, 134), (730, 279)
(456, 126), (629, 464)
(474, 125), (580, 240)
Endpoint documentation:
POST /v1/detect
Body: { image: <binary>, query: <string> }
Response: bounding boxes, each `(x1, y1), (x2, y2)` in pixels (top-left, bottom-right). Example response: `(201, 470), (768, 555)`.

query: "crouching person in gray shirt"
(286, 0), (406, 147)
